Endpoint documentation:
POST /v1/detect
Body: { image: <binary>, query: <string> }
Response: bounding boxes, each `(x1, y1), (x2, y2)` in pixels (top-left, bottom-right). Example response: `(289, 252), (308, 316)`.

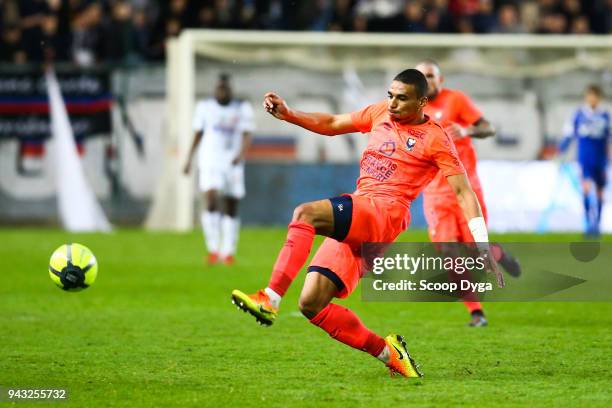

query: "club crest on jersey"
(406, 137), (417, 151)
(378, 141), (396, 157)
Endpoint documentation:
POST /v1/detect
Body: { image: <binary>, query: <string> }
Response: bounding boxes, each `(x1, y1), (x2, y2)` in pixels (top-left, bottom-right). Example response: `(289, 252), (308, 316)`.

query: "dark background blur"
(1, 0), (610, 66)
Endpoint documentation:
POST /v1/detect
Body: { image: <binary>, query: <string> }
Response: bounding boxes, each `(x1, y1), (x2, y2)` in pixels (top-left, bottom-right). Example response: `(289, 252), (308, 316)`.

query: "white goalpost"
(146, 30), (611, 231)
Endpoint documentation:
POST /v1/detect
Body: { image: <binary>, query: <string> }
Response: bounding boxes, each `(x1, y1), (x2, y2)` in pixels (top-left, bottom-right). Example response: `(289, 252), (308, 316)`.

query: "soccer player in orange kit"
(231, 69), (504, 378)
(416, 60), (521, 327)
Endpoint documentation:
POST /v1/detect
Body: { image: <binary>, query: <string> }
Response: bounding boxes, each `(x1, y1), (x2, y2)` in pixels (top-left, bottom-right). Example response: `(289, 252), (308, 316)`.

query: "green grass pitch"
(1, 228), (611, 407)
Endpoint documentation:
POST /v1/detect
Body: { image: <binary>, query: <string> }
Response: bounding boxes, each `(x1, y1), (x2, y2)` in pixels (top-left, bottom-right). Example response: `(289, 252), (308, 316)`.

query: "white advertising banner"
(478, 160), (611, 233)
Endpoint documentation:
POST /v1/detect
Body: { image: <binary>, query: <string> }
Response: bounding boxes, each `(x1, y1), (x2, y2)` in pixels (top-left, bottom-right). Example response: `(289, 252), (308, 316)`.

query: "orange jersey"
(423, 88), (483, 196)
(350, 101), (466, 226)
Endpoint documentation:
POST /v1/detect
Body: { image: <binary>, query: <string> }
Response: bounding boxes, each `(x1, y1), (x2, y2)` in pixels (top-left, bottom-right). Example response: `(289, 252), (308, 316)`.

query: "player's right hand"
(479, 246), (505, 288)
(263, 92), (289, 120)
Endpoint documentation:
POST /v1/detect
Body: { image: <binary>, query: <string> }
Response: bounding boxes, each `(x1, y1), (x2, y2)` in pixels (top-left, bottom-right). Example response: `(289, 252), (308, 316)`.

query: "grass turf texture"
(1, 228), (611, 407)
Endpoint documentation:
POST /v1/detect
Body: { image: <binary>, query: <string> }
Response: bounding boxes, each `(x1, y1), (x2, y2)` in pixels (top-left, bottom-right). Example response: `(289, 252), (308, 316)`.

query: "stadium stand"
(1, 0), (610, 65)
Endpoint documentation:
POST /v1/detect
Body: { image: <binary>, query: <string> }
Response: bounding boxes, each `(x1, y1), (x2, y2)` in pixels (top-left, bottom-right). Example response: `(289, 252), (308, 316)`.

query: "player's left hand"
(444, 123), (467, 140)
(479, 246), (505, 288)
(232, 155), (243, 165)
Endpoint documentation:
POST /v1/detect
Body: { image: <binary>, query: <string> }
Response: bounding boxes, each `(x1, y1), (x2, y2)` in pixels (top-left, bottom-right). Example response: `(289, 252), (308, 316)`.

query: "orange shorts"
(308, 194), (409, 298)
(423, 189), (488, 243)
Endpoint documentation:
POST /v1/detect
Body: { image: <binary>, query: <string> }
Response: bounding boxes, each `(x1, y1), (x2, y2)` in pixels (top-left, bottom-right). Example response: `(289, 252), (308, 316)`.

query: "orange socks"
(267, 221), (315, 297)
(464, 302), (483, 314)
(310, 304), (386, 357)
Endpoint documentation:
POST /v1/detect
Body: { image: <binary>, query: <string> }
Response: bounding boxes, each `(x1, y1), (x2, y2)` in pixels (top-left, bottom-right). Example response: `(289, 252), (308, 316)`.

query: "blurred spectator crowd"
(1, 0), (610, 66)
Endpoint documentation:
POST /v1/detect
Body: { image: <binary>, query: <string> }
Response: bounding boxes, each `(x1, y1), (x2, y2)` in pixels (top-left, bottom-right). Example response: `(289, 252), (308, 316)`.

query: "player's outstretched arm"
(263, 92), (357, 136)
(447, 173), (505, 288)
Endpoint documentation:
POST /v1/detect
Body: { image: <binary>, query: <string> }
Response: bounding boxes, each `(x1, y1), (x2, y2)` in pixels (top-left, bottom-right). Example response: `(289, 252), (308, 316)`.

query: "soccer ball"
(48, 243), (98, 291)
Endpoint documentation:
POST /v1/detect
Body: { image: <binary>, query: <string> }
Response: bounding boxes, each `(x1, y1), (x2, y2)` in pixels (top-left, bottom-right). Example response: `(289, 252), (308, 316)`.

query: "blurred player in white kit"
(184, 74), (255, 265)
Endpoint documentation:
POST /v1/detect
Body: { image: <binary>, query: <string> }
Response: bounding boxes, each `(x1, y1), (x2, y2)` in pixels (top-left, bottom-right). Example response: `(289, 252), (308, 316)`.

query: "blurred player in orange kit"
(416, 60), (521, 327)
(231, 69), (505, 378)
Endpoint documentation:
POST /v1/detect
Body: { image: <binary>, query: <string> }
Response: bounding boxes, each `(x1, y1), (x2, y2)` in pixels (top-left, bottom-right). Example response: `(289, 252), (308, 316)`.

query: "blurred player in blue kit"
(559, 85), (610, 236)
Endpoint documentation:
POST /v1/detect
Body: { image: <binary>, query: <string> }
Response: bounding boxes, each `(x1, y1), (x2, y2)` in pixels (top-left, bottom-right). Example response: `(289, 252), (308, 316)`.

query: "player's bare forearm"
(284, 110), (335, 135)
(184, 131), (203, 173)
(189, 132), (203, 155)
(233, 132), (252, 164)
(447, 173), (505, 287)
(468, 127), (495, 139)
(467, 119), (495, 139)
(284, 110), (355, 136)
(447, 174), (482, 221)
(263, 92), (356, 136)
(456, 186), (482, 221)
(241, 132), (252, 157)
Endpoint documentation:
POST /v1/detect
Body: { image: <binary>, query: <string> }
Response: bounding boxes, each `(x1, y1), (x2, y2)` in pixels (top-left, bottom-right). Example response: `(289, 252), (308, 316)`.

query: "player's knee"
(293, 203), (315, 224)
(205, 191), (219, 211)
(298, 295), (324, 319)
(224, 198), (239, 217)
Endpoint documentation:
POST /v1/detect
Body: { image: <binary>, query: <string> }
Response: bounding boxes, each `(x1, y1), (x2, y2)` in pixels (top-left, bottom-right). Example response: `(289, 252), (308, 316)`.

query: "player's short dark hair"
(393, 69), (428, 98)
(585, 84), (602, 97)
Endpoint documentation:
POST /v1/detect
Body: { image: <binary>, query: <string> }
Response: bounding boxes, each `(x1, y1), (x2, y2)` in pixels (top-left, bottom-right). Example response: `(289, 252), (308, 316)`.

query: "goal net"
(147, 30), (611, 231)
